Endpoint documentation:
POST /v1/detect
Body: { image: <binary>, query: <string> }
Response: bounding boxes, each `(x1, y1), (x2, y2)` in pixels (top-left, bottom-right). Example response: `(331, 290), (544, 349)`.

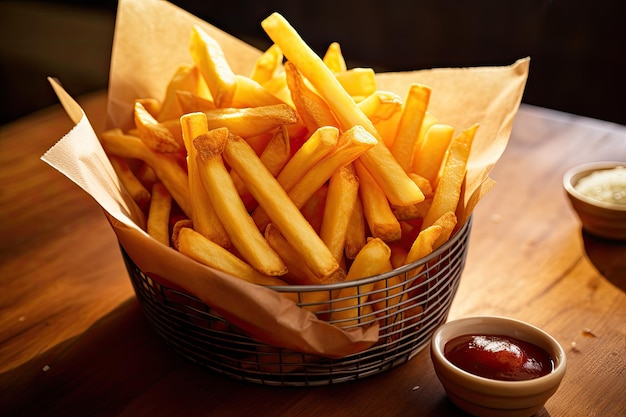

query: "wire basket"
(123, 217), (472, 386)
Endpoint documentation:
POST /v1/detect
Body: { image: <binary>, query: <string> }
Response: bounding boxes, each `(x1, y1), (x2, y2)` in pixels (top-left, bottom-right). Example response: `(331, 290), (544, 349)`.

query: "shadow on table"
(0, 298), (220, 417)
(582, 230), (626, 291)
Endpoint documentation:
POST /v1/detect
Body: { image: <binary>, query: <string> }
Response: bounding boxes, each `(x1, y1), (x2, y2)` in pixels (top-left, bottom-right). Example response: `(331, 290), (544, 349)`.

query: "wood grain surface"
(0, 93), (624, 417)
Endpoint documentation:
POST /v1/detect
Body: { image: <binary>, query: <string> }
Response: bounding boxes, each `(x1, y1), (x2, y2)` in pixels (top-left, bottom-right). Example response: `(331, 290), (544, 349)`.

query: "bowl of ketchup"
(430, 316), (567, 417)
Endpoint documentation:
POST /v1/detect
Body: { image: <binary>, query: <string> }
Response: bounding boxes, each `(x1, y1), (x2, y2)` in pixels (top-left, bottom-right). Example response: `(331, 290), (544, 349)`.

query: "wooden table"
(1, 91), (625, 416)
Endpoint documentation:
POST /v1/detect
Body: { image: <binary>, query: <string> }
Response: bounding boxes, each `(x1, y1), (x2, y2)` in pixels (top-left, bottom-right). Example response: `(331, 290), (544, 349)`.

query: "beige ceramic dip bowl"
(563, 161), (626, 240)
(430, 316), (567, 417)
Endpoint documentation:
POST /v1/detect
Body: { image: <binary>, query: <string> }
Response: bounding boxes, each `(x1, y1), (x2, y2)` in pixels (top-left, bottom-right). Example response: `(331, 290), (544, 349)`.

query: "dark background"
(1, 0), (624, 126)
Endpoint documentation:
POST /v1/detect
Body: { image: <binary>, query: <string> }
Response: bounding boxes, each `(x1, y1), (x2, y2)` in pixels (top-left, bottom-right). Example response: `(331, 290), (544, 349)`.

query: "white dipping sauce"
(575, 166), (626, 205)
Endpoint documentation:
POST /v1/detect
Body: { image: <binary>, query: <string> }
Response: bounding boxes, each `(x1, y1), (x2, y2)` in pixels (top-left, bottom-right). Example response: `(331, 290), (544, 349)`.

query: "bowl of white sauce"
(563, 161), (626, 240)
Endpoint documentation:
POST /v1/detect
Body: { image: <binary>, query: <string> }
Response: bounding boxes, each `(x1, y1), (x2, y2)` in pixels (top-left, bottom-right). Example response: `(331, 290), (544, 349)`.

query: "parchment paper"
(41, 0), (529, 358)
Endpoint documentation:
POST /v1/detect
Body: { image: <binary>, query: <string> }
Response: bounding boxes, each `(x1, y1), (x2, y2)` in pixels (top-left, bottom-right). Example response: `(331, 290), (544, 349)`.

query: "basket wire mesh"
(123, 217), (472, 386)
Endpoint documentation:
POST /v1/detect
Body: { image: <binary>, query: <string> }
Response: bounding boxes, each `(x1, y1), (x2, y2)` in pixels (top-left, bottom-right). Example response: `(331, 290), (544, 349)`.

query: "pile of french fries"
(100, 13), (478, 329)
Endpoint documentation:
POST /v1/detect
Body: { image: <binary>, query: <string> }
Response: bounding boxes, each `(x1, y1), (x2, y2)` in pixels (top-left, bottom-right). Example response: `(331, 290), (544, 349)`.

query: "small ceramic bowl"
(563, 161), (626, 240)
(431, 316), (567, 417)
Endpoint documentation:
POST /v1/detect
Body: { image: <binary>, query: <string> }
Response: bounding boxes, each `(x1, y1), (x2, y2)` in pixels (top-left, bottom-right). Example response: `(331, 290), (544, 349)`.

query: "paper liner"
(41, 0), (529, 358)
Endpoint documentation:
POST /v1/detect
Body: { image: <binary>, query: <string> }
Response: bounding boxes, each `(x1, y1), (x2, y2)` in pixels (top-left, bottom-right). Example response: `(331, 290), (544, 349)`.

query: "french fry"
(232, 125), (291, 211)
(261, 12), (424, 207)
(354, 160), (401, 242)
(391, 83), (431, 172)
(180, 112), (231, 248)
(177, 227), (292, 288)
(221, 130), (341, 281)
(135, 97), (161, 118)
(147, 182), (172, 246)
(334, 68), (378, 101)
(391, 173), (434, 221)
(284, 62), (339, 132)
(109, 155), (151, 213)
(404, 224), (442, 266)
(261, 71), (291, 103)
(250, 44), (284, 84)
(300, 183), (328, 235)
(175, 90), (216, 114)
(432, 211), (458, 250)
(203, 104), (298, 138)
(99, 128), (192, 217)
(332, 237), (392, 328)
(158, 64), (209, 121)
(193, 128), (287, 276)
(134, 101), (181, 153)
(322, 41), (347, 73)
(171, 218), (193, 250)
(344, 194), (367, 260)
(231, 74), (286, 108)
(189, 25), (236, 107)
(265, 223), (344, 285)
(357, 90), (403, 125)
(253, 125), (377, 231)
(412, 123), (454, 188)
(422, 123), (478, 229)
(319, 165), (360, 263)
(275, 125), (339, 192)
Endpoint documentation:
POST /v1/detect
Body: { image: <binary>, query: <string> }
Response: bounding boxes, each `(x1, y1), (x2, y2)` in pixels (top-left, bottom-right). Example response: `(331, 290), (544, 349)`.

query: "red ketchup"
(444, 334), (554, 381)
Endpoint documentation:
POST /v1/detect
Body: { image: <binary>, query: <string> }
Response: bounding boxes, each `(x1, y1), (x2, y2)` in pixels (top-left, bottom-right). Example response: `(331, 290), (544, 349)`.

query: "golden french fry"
(253, 125), (377, 231)
(232, 125), (291, 211)
(135, 97), (161, 118)
(265, 223), (344, 285)
(275, 125), (339, 192)
(261, 12), (424, 207)
(180, 112), (231, 248)
(177, 227), (292, 289)
(135, 161), (158, 189)
(258, 125), (291, 176)
(221, 130), (340, 280)
(391, 83), (431, 172)
(250, 43), (284, 84)
(300, 183), (328, 235)
(147, 182), (172, 246)
(322, 41), (347, 73)
(230, 74), (286, 108)
(175, 90), (216, 114)
(261, 71), (291, 104)
(193, 128), (287, 276)
(412, 123), (454, 188)
(201, 104), (298, 138)
(158, 64), (209, 121)
(389, 242), (409, 270)
(390, 173), (433, 221)
(409, 172), (433, 199)
(354, 160), (401, 242)
(320, 165), (360, 263)
(334, 68), (377, 101)
(99, 128), (192, 217)
(189, 25), (236, 107)
(432, 211), (458, 250)
(422, 123), (478, 229)
(264, 223), (319, 285)
(404, 224), (442, 266)
(284, 61), (339, 132)
(357, 90), (403, 125)
(344, 193), (367, 260)
(332, 237), (392, 328)
(134, 101), (181, 153)
(109, 155), (151, 213)
(171, 218), (193, 250)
